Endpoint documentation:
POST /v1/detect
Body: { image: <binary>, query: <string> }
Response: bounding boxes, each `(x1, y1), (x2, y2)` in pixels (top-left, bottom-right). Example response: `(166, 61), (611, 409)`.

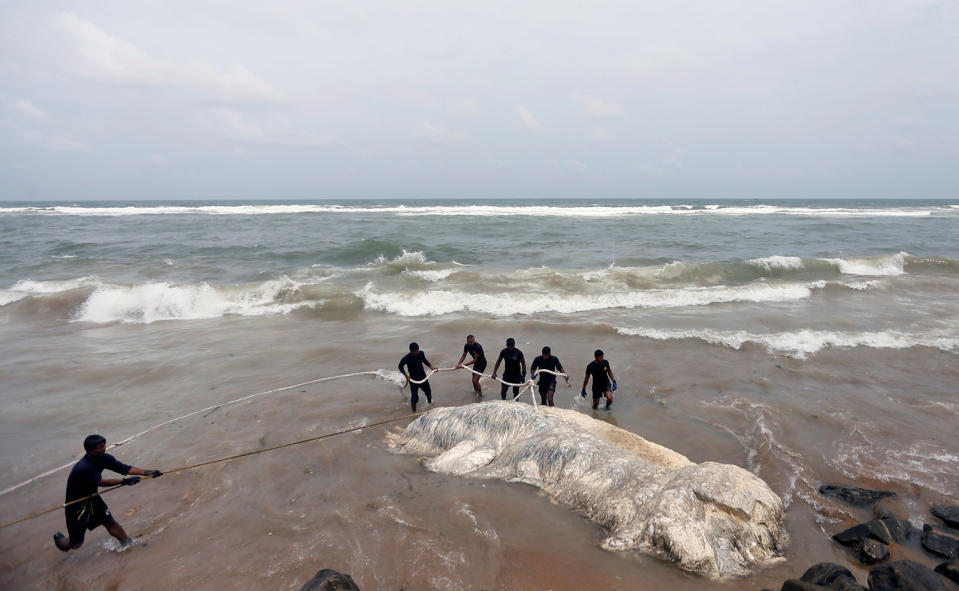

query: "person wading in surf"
(582, 349), (617, 410)
(455, 334), (487, 397)
(492, 337), (526, 400)
(530, 346), (568, 406)
(53, 434), (162, 552)
(398, 342), (437, 412)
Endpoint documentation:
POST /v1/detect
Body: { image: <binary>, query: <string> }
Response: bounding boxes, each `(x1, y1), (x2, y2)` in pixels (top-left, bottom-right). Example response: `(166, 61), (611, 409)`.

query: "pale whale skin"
(388, 401), (788, 577)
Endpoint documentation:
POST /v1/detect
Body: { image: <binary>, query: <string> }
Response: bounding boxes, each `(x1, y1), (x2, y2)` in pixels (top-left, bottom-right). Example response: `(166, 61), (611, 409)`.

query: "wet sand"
(1, 314), (957, 590)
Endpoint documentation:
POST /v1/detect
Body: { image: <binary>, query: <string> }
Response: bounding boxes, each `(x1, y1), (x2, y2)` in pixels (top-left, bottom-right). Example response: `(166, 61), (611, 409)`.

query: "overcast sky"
(1, 1), (957, 200)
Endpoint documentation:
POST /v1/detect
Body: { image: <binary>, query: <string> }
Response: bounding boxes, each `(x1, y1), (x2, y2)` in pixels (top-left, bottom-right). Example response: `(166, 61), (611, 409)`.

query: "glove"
(581, 388), (587, 398)
(145, 469), (163, 478)
(121, 477), (141, 486)
(612, 380), (618, 392)
(530, 372), (536, 380)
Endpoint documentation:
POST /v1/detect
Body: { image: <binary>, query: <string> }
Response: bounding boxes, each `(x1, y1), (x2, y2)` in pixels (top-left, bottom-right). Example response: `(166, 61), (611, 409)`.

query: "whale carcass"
(387, 401), (787, 577)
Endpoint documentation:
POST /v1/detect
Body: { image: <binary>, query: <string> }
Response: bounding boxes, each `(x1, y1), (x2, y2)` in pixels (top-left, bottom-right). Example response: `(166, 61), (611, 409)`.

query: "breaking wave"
(358, 281), (821, 317)
(615, 327), (959, 358)
(0, 203), (949, 217)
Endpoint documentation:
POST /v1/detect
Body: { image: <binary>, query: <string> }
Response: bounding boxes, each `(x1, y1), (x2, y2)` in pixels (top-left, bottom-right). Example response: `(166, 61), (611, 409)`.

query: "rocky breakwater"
(387, 401), (788, 577)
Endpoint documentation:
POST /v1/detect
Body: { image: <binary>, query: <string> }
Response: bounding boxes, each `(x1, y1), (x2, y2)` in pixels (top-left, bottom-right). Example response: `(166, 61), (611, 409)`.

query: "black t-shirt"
(65, 453), (131, 503)
(398, 350), (432, 380)
(530, 355), (563, 382)
(586, 359), (612, 391)
(497, 347), (525, 378)
(463, 341), (485, 361)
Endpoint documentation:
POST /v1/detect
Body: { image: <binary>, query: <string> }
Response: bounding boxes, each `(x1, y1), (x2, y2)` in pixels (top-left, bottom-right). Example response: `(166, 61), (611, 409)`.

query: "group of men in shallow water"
(397, 335), (618, 412)
(51, 337), (618, 555)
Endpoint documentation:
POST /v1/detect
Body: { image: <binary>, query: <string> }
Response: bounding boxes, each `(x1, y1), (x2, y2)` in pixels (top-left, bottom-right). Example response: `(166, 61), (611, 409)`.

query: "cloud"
(413, 121), (469, 145)
(54, 13), (285, 104)
(2, 119), (87, 152)
(515, 105), (542, 131)
(589, 127), (616, 142)
(9, 98), (49, 122)
(210, 109), (333, 147)
(574, 94), (625, 118)
(448, 99), (477, 115)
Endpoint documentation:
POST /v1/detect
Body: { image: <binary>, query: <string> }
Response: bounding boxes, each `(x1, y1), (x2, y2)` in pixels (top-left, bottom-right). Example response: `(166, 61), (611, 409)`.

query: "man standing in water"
(582, 349), (618, 410)
(492, 337), (526, 400)
(399, 342), (438, 412)
(53, 434), (162, 552)
(455, 334), (487, 397)
(530, 346), (568, 406)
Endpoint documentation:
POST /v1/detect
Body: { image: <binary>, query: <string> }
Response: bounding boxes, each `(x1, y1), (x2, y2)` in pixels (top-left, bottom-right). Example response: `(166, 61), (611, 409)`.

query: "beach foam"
(75, 278), (315, 324)
(358, 281), (819, 316)
(615, 327), (959, 358)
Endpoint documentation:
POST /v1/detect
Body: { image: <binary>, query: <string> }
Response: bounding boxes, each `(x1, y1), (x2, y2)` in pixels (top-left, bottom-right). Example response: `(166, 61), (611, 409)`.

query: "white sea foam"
(10, 277), (103, 293)
(75, 278), (313, 324)
(746, 256), (804, 271)
(358, 281), (817, 316)
(823, 252), (907, 276)
(0, 291), (28, 306)
(615, 327), (959, 358)
(0, 204), (944, 217)
(2, 277), (103, 306)
(406, 269), (455, 282)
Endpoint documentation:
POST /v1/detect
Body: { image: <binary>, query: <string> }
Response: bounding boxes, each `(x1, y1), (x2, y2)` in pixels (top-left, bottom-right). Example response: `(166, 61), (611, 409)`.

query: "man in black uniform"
(582, 349), (618, 410)
(455, 334), (486, 397)
(53, 434), (162, 551)
(530, 346), (568, 406)
(398, 342), (437, 412)
(492, 337), (526, 400)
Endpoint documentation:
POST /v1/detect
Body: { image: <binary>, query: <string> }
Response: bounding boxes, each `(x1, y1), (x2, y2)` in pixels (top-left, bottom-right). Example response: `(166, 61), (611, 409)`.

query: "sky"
(0, 1), (957, 200)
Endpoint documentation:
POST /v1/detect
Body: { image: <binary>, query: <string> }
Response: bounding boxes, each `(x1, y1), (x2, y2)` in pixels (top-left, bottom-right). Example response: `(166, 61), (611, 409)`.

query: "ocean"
(1, 199), (957, 590)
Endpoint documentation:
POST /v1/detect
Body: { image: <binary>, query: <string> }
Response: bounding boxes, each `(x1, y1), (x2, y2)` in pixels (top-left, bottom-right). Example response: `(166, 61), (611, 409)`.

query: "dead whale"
(388, 401), (787, 577)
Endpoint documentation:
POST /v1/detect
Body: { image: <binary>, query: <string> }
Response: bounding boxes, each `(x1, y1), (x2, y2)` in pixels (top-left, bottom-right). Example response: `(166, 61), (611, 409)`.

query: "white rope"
(2, 366), (571, 497)
(0, 370), (387, 497)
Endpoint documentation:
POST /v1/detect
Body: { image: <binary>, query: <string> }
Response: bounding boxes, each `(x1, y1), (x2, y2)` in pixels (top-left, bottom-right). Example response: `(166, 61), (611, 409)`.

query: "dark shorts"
(537, 378), (557, 394)
(473, 358), (488, 374)
(65, 496), (115, 545)
(592, 385), (610, 399)
(410, 381), (432, 404)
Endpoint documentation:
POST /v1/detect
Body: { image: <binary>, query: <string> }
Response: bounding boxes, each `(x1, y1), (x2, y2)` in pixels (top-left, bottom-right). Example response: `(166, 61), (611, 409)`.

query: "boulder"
(819, 485), (895, 506)
(298, 568), (361, 591)
(921, 524), (959, 559)
(833, 521), (892, 564)
(388, 402), (788, 577)
(934, 559), (959, 585)
(880, 517), (913, 544)
(930, 506), (959, 530)
(782, 580), (829, 591)
(867, 560), (948, 591)
(855, 539), (891, 565)
(800, 562), (867, 590)
(835, 521), (894, 546)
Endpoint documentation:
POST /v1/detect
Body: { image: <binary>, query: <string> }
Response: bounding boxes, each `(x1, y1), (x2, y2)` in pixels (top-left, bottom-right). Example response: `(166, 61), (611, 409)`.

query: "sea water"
(1, 199), (957, 590)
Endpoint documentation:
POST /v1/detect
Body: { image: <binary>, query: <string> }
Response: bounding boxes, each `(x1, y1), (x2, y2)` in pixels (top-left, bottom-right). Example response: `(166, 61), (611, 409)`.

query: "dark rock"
(782, 580), (829, 591)
(881, 517), (913, 543)
(820, 484), (896, 506)
(934, 559), (959, 585)
(855, 539), (891, 565)
(299, 568), (361, 591)
(868, 560), (948, 590)
(931, 506), (959, 530)
(835, 521), (894, 546)
(922, 524), (959, 559)
(800, 562), (867, 590)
